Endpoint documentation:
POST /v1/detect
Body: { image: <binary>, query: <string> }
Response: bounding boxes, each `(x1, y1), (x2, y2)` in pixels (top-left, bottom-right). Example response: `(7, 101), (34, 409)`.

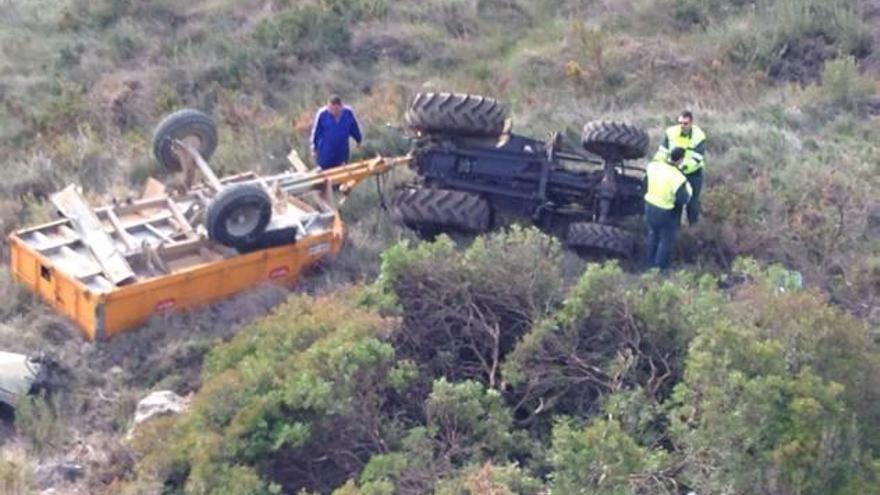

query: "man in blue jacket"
(310, 95), (363, 170)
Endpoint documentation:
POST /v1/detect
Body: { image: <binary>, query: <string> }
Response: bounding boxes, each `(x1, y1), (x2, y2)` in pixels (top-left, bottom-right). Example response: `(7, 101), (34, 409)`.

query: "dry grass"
(0, 442), (36, 495)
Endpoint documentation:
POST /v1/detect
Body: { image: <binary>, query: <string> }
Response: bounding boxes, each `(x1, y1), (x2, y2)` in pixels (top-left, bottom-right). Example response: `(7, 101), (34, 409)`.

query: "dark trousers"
(645, 203), (680, 270)
(685, 169), (703, 224)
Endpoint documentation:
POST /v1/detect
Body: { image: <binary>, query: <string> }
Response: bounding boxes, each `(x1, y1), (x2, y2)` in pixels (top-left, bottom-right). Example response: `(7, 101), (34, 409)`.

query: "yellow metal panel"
(9, 237), (99, 340)
(101, 229), (342, 339)
(9, 212), (345, 341)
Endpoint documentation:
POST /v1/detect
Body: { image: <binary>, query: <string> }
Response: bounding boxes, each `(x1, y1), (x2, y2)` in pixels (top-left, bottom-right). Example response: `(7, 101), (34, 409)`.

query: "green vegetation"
(132, 294), (397, 494)
(128, 233), (880, 493)
(0, 0), (878, 493)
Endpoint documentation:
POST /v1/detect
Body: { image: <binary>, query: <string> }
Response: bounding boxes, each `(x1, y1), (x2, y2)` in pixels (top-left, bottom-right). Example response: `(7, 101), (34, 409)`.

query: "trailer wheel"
(206, 184), (272, 249)
(566, 222), (635, 257)
(153, 109), (218, 172)
(391, 187), (491, 237)
(406, 93), (508, 137)
(582, 121), (648, 161)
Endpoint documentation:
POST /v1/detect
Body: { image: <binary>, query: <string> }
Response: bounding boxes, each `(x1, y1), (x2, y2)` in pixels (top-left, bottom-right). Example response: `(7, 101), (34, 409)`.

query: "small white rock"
(133, 390), (189, 426)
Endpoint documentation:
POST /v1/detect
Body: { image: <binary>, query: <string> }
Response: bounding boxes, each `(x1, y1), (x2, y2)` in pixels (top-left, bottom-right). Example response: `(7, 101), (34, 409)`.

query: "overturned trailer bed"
(9, 179), (343, 341)
(8, 109), (409, 341)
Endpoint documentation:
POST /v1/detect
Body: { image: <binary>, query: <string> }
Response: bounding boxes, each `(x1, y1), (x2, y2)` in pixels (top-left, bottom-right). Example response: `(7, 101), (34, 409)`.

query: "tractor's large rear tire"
(153, 109), (218, 172)
(391, 187), (492, 236)
(405, 93), (508, 137)
(582, 121), (648, 161)
(566, 222), (635, 257)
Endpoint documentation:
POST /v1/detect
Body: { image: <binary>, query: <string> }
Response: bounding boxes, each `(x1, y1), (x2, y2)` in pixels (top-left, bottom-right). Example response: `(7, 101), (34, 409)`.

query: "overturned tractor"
(391, 93), (648, 257)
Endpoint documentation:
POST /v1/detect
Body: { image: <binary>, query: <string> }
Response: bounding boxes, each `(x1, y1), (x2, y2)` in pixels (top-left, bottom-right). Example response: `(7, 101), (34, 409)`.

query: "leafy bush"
(433, 462), (545, 495)
(425, 379), (520, 463)
(550, 417), (672, 494)
(503, 263), (716, 423)
(355, 378), (530, 494)
(667, 259), (880, 494)
(371, 227), (565, 389)
(133, 293), (399, 494)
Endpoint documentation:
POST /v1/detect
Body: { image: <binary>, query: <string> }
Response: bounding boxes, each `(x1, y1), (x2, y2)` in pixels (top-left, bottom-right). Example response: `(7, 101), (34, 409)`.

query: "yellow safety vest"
(644, 160), (691, 210)
(653, 124), (706, 175)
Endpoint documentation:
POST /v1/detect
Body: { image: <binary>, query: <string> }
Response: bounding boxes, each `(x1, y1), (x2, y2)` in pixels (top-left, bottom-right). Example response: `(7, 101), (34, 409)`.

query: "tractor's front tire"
(405, 93), (508, 137)
(391, 187), (492, 237)
(582, 121), (649, 161)
(565, 222), (635, 258)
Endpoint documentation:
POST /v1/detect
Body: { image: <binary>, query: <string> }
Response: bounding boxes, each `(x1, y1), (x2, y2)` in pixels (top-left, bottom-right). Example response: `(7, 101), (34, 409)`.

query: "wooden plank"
(23, 213), (173, 253)
(58, 225), (79, 238)
(144, 223), (173, 243)
(51, 185), (135, 286)
(119, 211), (173, 231)
(141, 177), (166, 200)
(165, 198), (195, 238)
(287, 149), (311, 173)
(96, 193), (199, 217)
(57, 246), (103, 280)
(33, 236), (80, 253)
(105, 209), (139, 252)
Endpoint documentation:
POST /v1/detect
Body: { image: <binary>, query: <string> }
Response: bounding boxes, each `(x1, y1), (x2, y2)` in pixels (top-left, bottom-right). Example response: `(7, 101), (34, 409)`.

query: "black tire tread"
(153, 109), (218, 172)
(566, 222), (635, 257)
(391, 187), (491, 233)
(582, 121), (649, 161)
(205, 184), (272, 249)
(406, 93), (508, 137)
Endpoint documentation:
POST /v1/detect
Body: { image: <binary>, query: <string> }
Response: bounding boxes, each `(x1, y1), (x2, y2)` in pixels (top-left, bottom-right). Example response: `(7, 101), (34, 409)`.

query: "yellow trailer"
(8, 109), (409, 340)
(9, 209), (343, 341)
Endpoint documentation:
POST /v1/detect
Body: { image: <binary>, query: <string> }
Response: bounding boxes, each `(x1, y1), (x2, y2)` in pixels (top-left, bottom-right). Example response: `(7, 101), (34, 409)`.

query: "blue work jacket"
(310, 106), (363, 169)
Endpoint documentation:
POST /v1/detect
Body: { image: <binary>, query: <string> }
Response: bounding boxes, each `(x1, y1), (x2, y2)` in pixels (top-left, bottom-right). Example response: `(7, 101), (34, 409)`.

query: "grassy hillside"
(0, 0), (878, 493)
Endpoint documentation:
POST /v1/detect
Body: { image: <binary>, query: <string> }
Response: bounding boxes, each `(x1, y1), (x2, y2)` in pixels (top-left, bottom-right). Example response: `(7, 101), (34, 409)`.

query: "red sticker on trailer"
(269, 266), (290, 279)
(155, 298), (176, 312)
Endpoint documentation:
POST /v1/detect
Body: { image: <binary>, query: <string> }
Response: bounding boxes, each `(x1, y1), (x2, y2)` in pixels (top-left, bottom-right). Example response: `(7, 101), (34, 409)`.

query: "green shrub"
(817, 56), (877, 111)
(355, 378), (529, 493)
(503, 262), (717, 422)
(425, 379), (520, 462)
(434, 462), (545, 495)
(719, 0), (869, 79)
(550, 417), (672, 494)
(373, 227), (565, 387)
(254, 6), (351, 60)
(667, 260), (880, 493)
(135, 293), (399, 494)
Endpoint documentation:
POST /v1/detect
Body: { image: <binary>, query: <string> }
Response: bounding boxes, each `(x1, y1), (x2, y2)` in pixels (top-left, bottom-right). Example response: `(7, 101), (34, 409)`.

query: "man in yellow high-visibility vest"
(644, 147), (692, 270)
(653, 110), (705, 225)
